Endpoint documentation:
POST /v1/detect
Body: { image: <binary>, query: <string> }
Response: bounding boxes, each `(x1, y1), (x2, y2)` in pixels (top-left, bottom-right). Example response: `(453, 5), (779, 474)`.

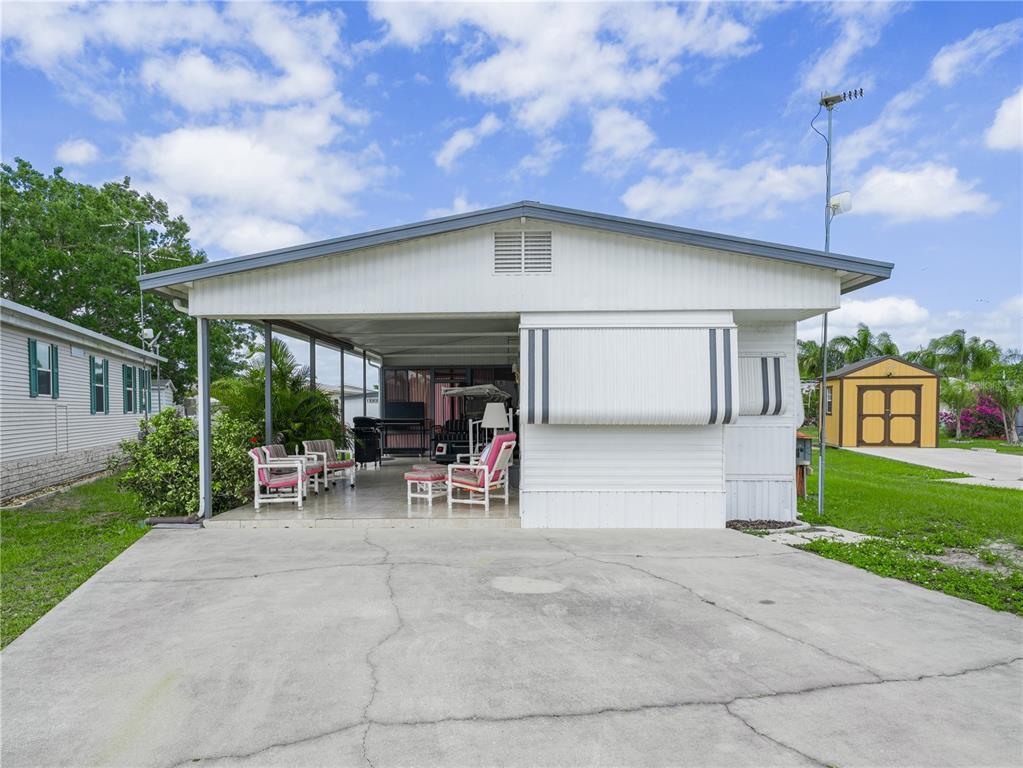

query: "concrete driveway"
(849, 446), (1023, 489)
(2, 529), (1021, 768)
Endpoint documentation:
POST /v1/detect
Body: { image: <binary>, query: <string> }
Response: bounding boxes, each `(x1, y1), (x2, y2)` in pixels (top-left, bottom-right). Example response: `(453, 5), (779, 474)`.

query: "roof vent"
(493, 231), (552, 274)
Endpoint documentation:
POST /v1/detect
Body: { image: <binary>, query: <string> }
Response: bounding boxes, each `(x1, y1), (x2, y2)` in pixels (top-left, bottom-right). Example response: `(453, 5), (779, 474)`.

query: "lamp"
(481, 402), (508, 432)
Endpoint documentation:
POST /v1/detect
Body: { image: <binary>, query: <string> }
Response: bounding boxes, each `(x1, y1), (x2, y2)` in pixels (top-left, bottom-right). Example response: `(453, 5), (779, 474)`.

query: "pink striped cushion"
(266, 472), (301, 489)
(404, 470), (445, 482)
(328, 460), (355, 469)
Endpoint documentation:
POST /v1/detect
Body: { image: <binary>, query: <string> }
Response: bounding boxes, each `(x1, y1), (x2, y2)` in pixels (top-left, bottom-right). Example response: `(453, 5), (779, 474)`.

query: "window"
(123, 365), (135, 413)
(493, 231), (552, 274)
(28, 339), (59, 398)
(825, 386), (834, 416)
(90, 356), (108, 414)
(138, 368), (149, 414)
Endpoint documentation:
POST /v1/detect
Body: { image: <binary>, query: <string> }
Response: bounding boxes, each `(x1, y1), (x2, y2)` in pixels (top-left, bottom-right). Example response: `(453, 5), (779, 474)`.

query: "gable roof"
(828, 355), (937, 379)
(139, 201), (893, 296)
(1, 298), (166, 362)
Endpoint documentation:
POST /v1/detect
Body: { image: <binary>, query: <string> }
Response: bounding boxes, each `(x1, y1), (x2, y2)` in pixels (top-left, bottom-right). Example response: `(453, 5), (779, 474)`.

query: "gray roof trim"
(139, 201), (893, 291)
(1, 298), (166, 362)
(827, 355), (937, 379)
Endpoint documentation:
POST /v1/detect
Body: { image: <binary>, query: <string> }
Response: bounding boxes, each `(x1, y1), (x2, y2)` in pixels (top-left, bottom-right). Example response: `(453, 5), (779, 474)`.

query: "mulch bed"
(726, 519), (800, 531)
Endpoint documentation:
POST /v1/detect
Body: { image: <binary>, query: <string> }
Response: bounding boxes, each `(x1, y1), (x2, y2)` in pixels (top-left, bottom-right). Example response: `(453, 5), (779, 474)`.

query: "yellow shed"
(823, 355), (939, 448)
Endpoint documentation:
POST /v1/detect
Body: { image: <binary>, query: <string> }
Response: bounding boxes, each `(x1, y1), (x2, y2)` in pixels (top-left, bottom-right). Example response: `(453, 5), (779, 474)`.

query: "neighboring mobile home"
(823, 355), (939, 448)
(140, 201), (893, 526)
(0, 299), (165, 500)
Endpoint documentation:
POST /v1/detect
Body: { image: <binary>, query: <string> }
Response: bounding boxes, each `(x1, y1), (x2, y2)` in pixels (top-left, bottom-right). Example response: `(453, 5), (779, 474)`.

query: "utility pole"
(815, 88), (863, 517)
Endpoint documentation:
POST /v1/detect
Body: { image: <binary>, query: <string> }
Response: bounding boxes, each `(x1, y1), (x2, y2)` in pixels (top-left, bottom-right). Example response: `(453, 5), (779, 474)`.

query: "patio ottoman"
(404, 469), (447, 506)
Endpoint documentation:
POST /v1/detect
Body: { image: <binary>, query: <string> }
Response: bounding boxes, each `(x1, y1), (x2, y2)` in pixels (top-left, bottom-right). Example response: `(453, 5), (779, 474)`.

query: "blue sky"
(3, 1), (1021, 355)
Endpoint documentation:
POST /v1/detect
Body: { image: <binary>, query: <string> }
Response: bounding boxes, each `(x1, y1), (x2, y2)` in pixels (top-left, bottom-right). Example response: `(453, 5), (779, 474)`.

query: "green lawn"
(1, 475), (147, 648)
(799, 448), (1023, 614)
(938, 435), (1023, 455)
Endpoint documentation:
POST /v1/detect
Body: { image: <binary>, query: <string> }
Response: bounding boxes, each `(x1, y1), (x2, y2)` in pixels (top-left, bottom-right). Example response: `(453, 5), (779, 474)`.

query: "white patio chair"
(447, 432), (516, 512)
(302, 439), (356, 489)
(264, 443), (323, 494)
(249, 447), (304, 509)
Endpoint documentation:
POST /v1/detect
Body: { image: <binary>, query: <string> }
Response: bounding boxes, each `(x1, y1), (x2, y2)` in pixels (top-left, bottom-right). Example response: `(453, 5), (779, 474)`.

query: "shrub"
(959, 394), (1004, 438)
(119, 409), (259, 517)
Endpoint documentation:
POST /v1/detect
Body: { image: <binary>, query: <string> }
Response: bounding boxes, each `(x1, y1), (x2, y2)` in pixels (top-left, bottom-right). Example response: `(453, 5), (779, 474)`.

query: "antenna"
(829, 191), (853, 216)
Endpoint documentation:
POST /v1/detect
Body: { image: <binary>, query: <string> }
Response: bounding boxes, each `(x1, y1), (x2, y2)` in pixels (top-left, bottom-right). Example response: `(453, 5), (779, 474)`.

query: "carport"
(139, 201), (892, 527)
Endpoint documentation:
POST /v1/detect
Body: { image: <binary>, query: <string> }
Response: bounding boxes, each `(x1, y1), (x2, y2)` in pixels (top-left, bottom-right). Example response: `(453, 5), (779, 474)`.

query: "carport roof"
(139, 201), (893, 295)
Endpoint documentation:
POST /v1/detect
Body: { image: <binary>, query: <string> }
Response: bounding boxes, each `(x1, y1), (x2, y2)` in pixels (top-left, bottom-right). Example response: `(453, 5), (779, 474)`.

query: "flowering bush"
(119, 409), (259, 517)
(958, 395), (1004, 438)
(939, 410), (958, 437)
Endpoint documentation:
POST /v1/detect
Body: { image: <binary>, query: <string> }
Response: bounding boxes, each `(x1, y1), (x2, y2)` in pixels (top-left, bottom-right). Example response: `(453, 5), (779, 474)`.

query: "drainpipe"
(264, 322), (273, 444)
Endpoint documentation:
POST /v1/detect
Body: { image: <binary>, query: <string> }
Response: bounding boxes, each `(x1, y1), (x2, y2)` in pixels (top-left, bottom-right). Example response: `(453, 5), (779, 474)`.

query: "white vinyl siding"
(188, 221), (837, 318)
(519, 424), (726, 527)
(0, 323), (153, 463)
(724, 323), (798, 522)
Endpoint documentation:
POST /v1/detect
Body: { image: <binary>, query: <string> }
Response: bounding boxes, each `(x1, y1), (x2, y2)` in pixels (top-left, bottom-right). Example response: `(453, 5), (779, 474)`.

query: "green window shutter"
(89, 355), (96, 414)
(50, 345), (59, 398)
(122, 364), (129, 413)
(102, 359), (109, 414)
(146, 369), (152, 414)
(134, 366), (139, 413)
(28, 338), (38, 397)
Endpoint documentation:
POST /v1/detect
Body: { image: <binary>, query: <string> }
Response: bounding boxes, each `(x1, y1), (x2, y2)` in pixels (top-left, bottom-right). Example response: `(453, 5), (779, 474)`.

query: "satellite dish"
(829, 191), (853, 216)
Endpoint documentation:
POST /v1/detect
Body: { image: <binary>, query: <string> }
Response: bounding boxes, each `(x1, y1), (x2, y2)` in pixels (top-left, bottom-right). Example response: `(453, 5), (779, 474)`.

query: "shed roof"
(139, 201), (893, 296)
(827, 355), (937, 379)
(0, 298), (166, 362)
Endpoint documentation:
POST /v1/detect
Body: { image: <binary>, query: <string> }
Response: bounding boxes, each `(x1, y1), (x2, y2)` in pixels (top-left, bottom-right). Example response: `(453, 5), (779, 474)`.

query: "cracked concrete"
(2, 529), (1020, 767)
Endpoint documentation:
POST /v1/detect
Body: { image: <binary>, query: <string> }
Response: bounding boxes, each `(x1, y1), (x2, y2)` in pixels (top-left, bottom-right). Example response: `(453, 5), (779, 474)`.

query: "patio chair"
(447, 432), (516, 512)
(302, 439), (356, 488)
(249, 447), (304, 509)
(264, 444), (323, 494)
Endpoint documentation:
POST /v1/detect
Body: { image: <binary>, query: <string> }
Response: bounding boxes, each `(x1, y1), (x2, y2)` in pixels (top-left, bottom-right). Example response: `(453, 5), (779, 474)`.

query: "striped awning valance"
(738, 356), (786, 416)
(522, 326), (738, 426)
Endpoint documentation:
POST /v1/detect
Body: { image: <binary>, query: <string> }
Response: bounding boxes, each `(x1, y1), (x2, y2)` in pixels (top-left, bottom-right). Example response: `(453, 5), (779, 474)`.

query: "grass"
(1, 475), (147, 648)
(938, 435), (1023, 455)
(798, 447), (1023, 614)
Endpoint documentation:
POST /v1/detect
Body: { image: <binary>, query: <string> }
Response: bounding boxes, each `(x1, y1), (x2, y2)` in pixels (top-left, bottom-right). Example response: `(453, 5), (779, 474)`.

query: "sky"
(2, 1), (1021, 361)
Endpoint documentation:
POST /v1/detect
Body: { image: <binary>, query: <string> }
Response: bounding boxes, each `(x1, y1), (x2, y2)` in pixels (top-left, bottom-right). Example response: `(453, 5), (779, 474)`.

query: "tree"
(978, 363), (1023, 446)
(831, 323), (900, 364)
(940, 378), (977, 440)
(0, 158), (251, 397)
(211, 339), (346, 452)
(907, 330), (1000, 378)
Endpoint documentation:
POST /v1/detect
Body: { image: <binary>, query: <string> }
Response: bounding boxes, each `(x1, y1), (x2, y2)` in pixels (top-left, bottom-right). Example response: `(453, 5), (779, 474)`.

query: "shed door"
(857, 386), (921, 447)
(858, 388), (887, 446)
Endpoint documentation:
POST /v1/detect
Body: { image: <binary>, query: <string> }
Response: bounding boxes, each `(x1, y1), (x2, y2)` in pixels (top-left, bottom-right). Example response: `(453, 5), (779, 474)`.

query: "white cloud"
(799, 295), (1023, 352)
(985, 88), (1023, 151)
(128, 98), (390, 254)
(854, 164), (994, 222)
(425, 194), (485, 219)
(216, 216), (309, 255)
(621, 152), (819, 221)
(434, 113), (502, 171)
(413, 72), (431, 85)
(798, 3), (900, 95)
(834, 86), (925, 175)
(929, 19), (1023, 87)
(370, 2), (757, 132)
(515, 138), (566, 178)
(584, 107), (655, 177)
(55, 138), (99, 165)
(1, 2), (233, 119)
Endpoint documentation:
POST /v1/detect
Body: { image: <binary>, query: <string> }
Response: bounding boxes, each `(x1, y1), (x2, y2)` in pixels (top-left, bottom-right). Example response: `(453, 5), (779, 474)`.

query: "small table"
(404, 469), (447, 506)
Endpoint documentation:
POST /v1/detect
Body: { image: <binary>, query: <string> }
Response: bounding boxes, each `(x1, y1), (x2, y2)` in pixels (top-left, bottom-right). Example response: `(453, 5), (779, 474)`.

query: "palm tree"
(797, 339), (822, 380)
(212, 339), (346, 451)
(979, 363), (1023, 446)
(940, 378), (976, 441)
(830, 323), (899, 364)
(911, 330), (1001, 378)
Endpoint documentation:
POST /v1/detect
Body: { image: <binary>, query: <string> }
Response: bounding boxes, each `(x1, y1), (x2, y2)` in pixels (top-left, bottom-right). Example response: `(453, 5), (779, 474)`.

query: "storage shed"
(823, 356), (939, 448)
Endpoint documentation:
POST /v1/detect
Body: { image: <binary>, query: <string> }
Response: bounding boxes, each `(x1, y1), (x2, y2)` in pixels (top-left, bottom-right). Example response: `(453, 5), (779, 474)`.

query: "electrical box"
(796, 432), (813, 466)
